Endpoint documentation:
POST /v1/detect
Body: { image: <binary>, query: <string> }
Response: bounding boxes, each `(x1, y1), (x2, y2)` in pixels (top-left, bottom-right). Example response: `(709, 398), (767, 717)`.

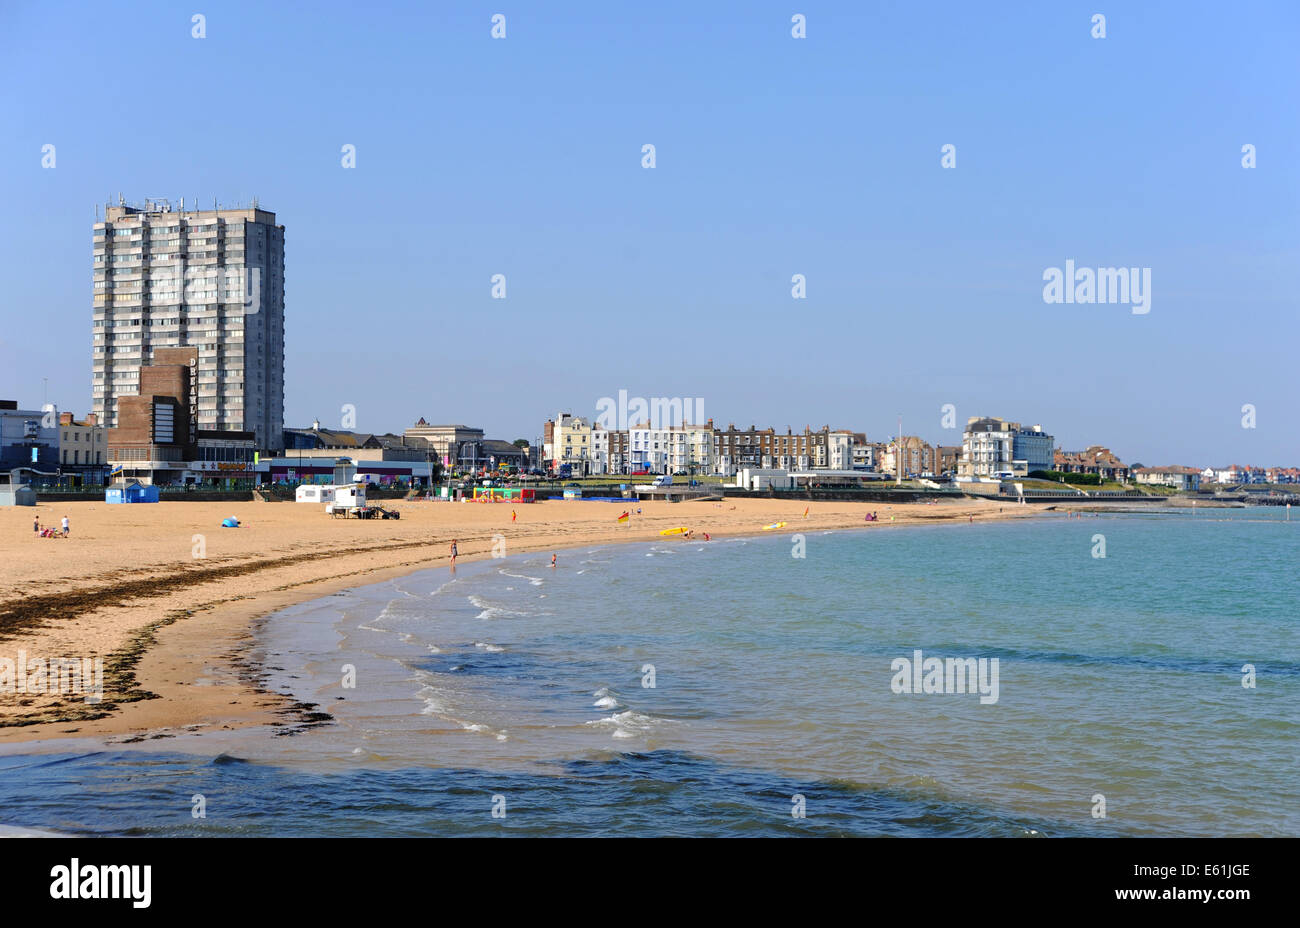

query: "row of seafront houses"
(3, 377), (1298, 497)
(540, 412), (1300, 490)
(540, 413), (1078, 485)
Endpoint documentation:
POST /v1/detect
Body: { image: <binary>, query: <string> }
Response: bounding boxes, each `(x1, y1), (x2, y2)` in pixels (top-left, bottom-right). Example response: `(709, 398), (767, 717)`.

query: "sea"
(1, 508), (1296, 837)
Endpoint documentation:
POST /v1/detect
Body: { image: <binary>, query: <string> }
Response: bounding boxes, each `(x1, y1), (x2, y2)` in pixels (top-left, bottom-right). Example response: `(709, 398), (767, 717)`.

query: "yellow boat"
(659, 527), (690, 536)
(761, 521), (786, 530)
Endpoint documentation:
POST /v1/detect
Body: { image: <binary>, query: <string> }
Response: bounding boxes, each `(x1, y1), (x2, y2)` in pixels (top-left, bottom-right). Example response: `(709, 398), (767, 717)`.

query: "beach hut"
(0, 483), (36, 506)
(105, 481), (160, 504)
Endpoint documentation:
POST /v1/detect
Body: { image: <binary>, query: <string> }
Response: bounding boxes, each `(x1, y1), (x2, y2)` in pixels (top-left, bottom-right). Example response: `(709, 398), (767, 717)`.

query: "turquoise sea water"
(1, 510), (1296, 837)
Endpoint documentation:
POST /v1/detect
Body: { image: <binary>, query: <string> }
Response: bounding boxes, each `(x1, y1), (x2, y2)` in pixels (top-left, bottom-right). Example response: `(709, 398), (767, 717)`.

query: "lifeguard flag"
(618, 511), (630, 523)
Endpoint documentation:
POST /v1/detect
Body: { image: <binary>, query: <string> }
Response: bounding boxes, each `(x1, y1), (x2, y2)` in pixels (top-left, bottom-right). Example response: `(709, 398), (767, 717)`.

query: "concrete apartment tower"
(92, 197), (285, 449)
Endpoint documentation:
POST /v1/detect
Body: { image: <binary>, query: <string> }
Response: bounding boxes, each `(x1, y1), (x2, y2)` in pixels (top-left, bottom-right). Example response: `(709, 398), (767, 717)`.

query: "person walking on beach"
(33, 516), (39, 535)
(62, 515), (70, 537)
(450, 539), (458, 565)
(551, 553), (557, 569)
(512, 509), (517, 524)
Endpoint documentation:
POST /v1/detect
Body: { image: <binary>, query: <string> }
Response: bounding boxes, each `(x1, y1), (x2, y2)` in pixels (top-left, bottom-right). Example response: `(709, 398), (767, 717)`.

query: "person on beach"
(703, 532), (710, 541)
(33, 516), (39, 535)
(450, 539), (458, 564)
(512, 509), (517, 524)
(551, 553), (557, 568)
(62, 515), (70, 536)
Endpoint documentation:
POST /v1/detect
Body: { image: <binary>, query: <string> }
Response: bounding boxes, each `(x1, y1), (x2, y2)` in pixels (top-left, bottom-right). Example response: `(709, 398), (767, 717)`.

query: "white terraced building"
(959, 416), (1054, 478)
(92, 198), (285, 449)
(628, 423), (716, 475)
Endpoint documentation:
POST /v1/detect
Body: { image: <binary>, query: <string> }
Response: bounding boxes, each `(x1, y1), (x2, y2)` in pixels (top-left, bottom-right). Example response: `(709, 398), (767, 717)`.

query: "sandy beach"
(0, 495), (1039, 743)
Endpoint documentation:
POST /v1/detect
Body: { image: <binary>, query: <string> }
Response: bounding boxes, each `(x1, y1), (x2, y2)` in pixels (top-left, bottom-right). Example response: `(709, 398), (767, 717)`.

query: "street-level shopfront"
(256, 458), (435, 487)
(184, 460), (256, 487)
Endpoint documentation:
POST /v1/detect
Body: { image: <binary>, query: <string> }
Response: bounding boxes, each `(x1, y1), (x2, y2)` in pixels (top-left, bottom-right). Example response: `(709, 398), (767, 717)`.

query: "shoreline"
(0, 496), (1045, 746)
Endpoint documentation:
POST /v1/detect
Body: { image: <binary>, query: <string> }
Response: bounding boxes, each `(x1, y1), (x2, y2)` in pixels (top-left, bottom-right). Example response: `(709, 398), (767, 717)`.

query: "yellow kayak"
(761, 521), (786, 530)
(659, 527), (690, 536)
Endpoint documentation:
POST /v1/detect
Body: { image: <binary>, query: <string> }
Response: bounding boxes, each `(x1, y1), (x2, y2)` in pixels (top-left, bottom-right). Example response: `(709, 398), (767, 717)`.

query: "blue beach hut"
(105, 481), (160, 504)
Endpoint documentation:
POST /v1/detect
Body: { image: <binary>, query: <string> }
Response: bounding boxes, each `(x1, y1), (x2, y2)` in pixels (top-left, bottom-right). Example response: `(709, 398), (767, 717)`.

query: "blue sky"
(2, 0), (1297, 464)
